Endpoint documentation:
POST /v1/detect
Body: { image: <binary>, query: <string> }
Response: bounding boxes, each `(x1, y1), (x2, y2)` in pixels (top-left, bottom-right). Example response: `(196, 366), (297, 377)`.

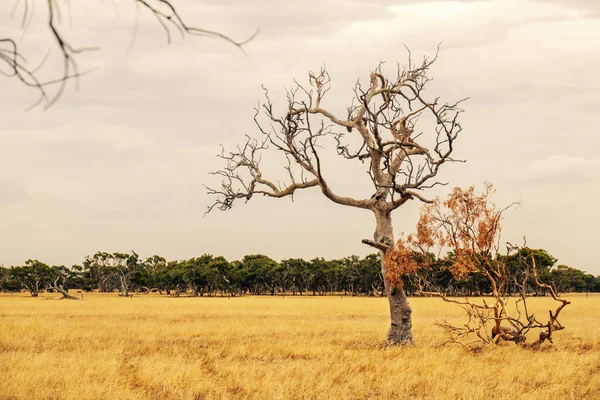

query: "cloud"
(521, 154), (600, 183)
(2, 0), (600, 275)
(536, 0), (600, 16)
(0, 180), (29, 207)
(530, 154), (598, 172)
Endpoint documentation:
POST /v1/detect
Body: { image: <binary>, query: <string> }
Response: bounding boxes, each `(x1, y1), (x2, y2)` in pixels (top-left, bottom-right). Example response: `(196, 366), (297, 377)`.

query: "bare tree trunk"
(375, 211), (413, 345)
(51, 283), (80, 300)
(119, 275), (129, 297)
(48, 273), (80, 300)
(24, 283), (39, 297)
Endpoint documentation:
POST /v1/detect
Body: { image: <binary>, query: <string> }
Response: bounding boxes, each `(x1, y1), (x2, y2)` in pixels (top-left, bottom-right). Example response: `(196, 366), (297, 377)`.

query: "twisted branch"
(206, 48), (465, 217)
(2, 0), (257, 108)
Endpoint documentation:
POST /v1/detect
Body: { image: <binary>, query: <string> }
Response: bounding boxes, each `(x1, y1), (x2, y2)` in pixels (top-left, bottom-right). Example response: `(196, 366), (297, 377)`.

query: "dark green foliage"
(1, 248), (598, 296)
(7, 260), (53, 296)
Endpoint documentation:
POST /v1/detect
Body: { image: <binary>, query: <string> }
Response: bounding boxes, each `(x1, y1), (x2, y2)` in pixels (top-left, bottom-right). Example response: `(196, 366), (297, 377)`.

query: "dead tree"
(1, 0), (256, 108)
(206, 48), (465, 345)
(391, 184), (570, 349)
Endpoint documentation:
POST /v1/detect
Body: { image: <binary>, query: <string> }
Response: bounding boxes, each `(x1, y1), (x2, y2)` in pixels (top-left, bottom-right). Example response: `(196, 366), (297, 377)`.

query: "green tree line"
(1, 249), (598, 297)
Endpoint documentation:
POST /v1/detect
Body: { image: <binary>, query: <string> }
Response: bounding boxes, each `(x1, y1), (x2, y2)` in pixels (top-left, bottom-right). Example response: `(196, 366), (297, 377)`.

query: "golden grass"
(1, 293), (599, 400)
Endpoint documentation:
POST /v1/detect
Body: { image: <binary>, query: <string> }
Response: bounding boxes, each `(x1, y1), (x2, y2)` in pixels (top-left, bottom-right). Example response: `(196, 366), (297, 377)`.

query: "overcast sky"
(1, 0), (599, 274)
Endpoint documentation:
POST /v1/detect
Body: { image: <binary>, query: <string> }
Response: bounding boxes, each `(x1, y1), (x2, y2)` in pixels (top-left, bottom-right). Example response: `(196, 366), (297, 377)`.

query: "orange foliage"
(384, 239), (420, 289)
(386, 183), (507, 289)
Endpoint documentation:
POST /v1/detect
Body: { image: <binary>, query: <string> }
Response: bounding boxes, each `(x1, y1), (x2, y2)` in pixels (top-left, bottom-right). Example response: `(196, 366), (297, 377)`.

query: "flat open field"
(1, 293), (599, 399)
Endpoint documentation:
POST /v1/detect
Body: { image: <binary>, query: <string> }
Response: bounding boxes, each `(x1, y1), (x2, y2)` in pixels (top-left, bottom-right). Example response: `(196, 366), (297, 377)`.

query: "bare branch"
(2, 0), (257, 108)
(396, 187), (571, 349)
(362, 239), (390, 253)
(208, 49), (465, 218)
(204, 136), (321, 213)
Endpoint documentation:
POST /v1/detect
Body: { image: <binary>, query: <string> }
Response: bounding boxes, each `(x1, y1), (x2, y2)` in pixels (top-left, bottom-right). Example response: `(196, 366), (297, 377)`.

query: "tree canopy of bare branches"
(1, 0), (256, 108)
(207, 49), (466, 345)
(388, 184), (571, 349)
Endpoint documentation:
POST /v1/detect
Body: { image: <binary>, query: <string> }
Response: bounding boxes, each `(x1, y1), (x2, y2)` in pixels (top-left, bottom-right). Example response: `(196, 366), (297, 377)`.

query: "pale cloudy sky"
(1, 0), (599, 274)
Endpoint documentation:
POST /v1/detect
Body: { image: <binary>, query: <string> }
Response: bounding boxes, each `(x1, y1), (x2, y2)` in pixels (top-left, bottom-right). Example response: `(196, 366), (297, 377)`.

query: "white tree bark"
(207, 52), (464, 345)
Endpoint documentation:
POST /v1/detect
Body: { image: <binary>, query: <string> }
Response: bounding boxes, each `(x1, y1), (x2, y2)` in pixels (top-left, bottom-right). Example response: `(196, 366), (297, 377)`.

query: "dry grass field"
(1, 293), (599, 400)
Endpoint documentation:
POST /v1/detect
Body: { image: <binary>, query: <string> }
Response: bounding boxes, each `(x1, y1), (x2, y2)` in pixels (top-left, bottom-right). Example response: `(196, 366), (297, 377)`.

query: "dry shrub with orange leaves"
(386, 183), (570, 349)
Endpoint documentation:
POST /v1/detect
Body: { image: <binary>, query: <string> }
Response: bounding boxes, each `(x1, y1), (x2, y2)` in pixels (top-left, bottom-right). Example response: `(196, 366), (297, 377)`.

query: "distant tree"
(140, 255), (168, 293)
(9, 259), (52, 297)
(388, 184), (570, 349)
(46, 265), (80, 300)
(155, 260), (186, 296)
(207, 50), (465, 345)
(2, 250), (592, 298)
(324, 259), (344, 295)
(357, 254), (384, 296)
(0, 266), (7, 289)
(0, 266), (21, 292)
(583, 273), (596, 293)
(308, 258), (329, 296)
(181, 254), (214, 296)
(225, 260), (247, 296)
(114, 251), (141, 296)
(69, 264), (85, 289)
(551, 265), (590, 294)
(83, 251), (140, 296)
(83, 252), (114, 292)
(280, 258), (311, 295)
(239, 255), (278, 295)
(2, 0), (255, 108)
(207, 256), (232, 296)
